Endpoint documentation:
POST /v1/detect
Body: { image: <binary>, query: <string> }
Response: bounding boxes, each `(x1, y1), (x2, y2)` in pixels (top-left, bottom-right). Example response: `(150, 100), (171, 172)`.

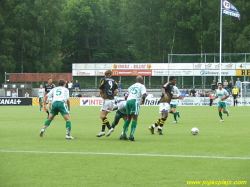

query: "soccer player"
(213, 83), (230, 122)
(148, 76), (182, 135)
(44, 77), (56, 118)
(120, 76), (147, 141)
(106, 95), (128, 137)
(96, 69), (118, 137)
(232, 85), (239, 106)
(37, 85), (45, 112)
(169, 85), (181, 123)
(39, 79), (74, 139)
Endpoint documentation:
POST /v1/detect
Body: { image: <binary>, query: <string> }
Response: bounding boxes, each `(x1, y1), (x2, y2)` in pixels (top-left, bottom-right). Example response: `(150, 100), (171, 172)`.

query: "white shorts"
(159, 102), (170, 113)
(46, 97), (53, 104)
(101, 100), (115, 112)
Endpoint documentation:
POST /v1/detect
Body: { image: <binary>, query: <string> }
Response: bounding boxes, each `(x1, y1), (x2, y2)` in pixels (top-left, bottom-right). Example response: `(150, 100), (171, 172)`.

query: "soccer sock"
(129, 121), (137, 138)
(42, 120), (52, 131)
(122, 120), (130, 136)
(40, 105), (43, 111)
(219, 111), (223, 119)
(173, 112), (177, 121)
(234, 100), (235, 106)
(169, 110), (173, 114)
(102, 117), (111, 130)
(66, 121), (71, 136)
(111, 121), (115, 128)
(225, 110), (229, 114)
(159, 118), (166, 126)
(154, 119), (161, 127)
(236, 100), (238, 105)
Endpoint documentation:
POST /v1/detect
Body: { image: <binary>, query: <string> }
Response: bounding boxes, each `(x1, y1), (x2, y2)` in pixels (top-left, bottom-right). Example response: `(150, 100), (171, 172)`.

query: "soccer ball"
(191, 127), (199, 135)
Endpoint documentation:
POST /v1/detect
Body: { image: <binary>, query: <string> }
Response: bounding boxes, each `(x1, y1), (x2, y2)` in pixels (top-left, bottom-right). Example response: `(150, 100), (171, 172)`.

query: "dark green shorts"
(115, 110), (126, 119)
(218, 102), (227, 109)
(170, 104), (177, 108)
(50, 101), (69, 116)
(126, 99), (140, 115)
(39, 97), (43, 103)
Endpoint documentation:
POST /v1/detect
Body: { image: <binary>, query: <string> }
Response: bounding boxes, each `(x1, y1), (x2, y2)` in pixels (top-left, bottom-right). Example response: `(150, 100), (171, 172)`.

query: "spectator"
(205, 90), (209, 97)
(75, 80), (80, 92)
(68, 81), (73, 89)
(190, 88), (196, 97)
(235, 78), (241, 92)
(223, 80), (228, 90)
(118, 80), (123, 96)
(211, 80), (216, 91)
(66, 81), (68, 89)
(217, 79), (221, 85)
(92, 94), (96, 97)
(25, 92), (29, 98)
(228, 80), (233, 95)
(209, 92), (214, 106)
(83, 94), (87, 97)
(185, 88), (189, 97)
(200, 90), (205, 97)
(181, 89), (186, 97)
(77, 92), (82, 97)
(12, 90), (18, 97)
(96, 94), (101, 97)
(147, 92), (154, 98)
(72, 92), (76, 97)
(195, 89), (201, 97)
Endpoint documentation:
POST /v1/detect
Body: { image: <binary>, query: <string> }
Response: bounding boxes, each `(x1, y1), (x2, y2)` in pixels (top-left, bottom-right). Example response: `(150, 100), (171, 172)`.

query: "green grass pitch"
(1, 106), (249, 187)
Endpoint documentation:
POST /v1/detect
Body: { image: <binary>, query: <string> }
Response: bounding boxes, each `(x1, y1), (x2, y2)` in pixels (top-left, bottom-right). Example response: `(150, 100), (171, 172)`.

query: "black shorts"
(233, 94), (238, 99)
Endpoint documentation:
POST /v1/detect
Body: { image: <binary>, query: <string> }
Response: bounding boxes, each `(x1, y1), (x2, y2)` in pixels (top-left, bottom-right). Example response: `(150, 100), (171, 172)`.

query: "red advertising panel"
(112, 70), (152, 76)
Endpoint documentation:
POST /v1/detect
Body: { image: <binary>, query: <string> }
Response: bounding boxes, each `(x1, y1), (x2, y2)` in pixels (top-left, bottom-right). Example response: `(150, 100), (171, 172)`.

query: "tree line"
(1, 0), (250, 84)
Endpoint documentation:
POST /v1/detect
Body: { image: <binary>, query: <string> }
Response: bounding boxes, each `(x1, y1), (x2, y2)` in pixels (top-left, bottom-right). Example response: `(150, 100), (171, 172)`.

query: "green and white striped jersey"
(38, 88), (45, 98)
(216, 88), (229, 103)
(170, 86), (180, 105)
(127, 83), (147, 103)
(47, 86), (69, 104)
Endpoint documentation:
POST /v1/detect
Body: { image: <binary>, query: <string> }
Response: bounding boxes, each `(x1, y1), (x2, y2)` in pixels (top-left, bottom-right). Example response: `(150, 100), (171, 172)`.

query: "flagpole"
(219, 0), (223, 83)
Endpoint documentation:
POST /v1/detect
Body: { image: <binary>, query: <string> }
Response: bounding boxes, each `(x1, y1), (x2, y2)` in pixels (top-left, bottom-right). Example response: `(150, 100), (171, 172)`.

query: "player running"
(39, 79), (74, 139)
(213, 83), (230, 122)
(169, 85), (181, 123)
(148, 76), (182, 135)
(120, 76), (147, 141)
(44, 77), (56, 118)
(37, 85), (45, 112)
(96, 70), (118, 137)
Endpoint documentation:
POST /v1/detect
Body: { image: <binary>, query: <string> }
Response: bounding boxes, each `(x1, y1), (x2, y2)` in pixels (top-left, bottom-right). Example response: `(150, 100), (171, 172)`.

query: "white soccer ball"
(191, 127), (199, 135)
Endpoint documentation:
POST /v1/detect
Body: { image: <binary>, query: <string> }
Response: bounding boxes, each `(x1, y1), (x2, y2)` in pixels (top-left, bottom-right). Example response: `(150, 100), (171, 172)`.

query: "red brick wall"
(9, 73), (73, 82)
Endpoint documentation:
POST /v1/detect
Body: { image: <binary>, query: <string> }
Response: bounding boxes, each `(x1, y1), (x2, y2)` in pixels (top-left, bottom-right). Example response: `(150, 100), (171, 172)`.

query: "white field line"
(0, 150), (250, 160)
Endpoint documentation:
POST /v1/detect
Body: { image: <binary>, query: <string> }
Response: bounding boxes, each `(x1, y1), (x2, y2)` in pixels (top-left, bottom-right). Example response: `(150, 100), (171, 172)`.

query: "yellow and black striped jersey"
(159, 82), (174, 103)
